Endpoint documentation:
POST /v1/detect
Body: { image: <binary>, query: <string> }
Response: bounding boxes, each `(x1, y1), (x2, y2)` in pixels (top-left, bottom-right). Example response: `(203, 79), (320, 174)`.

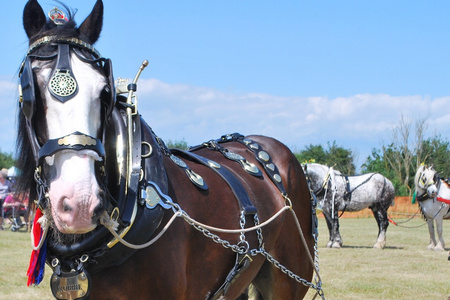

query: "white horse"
(414, 165), (450, 251)
(304, 163), (395, 249)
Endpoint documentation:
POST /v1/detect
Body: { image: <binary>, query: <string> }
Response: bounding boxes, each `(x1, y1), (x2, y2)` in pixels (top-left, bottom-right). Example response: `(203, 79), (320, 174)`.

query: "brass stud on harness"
(257, 151), (270, 162)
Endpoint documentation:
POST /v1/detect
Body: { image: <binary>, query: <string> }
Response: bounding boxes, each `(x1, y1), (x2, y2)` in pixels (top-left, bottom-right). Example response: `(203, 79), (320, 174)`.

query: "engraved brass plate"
(51, 270), (90, 300)
(58, 134), (96, 146)
(144, 185), (161, 208)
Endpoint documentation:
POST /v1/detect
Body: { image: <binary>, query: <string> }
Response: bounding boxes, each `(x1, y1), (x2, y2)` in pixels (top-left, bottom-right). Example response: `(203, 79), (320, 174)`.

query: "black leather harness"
(20, 35), (309, 300)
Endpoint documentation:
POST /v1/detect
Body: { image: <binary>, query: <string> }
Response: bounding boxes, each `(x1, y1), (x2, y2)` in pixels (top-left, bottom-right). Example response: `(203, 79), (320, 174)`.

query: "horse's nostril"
(62, 200), (72, 212)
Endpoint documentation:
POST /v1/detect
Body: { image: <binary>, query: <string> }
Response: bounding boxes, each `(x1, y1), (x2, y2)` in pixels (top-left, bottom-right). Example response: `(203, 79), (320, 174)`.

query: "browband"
(27, 36), (101, 58)
(19, 36), (102, 77)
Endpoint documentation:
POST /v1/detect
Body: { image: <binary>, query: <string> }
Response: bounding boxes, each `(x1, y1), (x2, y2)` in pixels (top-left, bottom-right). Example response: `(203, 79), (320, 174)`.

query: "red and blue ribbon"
(26, 209), (47, 286)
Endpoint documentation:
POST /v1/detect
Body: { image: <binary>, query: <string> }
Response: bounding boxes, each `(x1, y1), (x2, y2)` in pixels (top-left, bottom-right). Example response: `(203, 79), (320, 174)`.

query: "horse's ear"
(78, 0), (103, 44)
(23, 0), (47, 39)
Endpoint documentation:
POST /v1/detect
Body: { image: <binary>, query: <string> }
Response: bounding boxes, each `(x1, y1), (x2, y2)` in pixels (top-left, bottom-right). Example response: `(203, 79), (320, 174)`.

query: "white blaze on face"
(48, 150), (102, 233)
(36, 54), (106, 234)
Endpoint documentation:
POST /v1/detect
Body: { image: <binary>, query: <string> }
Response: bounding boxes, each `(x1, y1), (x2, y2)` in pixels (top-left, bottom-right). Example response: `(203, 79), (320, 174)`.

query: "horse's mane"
(15, 2), (81, 200)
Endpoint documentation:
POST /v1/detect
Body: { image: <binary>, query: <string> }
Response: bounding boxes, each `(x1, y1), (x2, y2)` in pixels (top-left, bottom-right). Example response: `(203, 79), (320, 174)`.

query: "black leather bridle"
(18, 35), (115, 209)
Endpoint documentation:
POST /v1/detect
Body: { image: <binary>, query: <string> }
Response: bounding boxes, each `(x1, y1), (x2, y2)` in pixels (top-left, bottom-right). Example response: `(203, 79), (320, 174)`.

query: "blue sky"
(1, 0), (450, 170)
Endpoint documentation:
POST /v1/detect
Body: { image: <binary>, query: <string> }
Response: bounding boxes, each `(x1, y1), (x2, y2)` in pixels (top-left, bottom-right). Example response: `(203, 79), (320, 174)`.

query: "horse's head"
(415, 165), (439, 199)
(18, 0), (114, 234)
(304, 163), (334, 201)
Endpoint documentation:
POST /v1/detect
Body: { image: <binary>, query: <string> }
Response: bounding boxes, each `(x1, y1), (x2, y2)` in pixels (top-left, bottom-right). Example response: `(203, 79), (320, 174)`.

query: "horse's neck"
(309, 166), (330, 186)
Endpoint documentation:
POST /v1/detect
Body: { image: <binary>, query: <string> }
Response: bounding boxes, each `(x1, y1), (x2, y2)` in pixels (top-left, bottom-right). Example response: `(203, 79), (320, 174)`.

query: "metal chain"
(254, 214), (264, 248)
(312, 233), (322, 295)
(169, 200), (325, 298)
(239, 210), (246, 243)
(254, 248), (324, 298)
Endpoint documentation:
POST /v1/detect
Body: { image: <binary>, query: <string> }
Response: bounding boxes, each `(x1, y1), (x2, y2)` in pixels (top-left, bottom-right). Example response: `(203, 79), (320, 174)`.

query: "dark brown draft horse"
(16, 1), (323, 299)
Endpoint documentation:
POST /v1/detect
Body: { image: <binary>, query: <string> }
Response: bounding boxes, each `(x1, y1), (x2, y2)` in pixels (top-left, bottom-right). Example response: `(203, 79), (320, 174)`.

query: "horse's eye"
(100, 86), (110, 99)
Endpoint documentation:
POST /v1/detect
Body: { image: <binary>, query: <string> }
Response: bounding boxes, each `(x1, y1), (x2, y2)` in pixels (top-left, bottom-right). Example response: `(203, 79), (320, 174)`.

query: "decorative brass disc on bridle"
(49, 70), (77, 97)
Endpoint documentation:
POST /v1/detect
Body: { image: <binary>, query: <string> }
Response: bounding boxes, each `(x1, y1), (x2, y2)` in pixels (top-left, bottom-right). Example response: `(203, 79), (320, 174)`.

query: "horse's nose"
(427, 185), (437, 197)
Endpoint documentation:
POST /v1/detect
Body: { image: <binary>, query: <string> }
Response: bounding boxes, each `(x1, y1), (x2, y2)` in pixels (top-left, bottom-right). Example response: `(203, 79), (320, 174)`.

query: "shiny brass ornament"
(49, 70), (77, 97)
(207, 160), (221, 169)
(144, 185), (161, 207)
(273, 174), (282, 183)
(266, 163), (275, 171)
(186, 169), (205, 187)
(58, 134), (97, 146)
(51, 270), (90, 300)
(257, 151), (270, 162)
(243, 161), (260, 175)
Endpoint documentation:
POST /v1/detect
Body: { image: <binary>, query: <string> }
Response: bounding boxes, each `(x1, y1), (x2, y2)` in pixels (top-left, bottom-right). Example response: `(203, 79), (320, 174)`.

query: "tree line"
(1, 116), (447, 197)
(296, 116), (450, 196)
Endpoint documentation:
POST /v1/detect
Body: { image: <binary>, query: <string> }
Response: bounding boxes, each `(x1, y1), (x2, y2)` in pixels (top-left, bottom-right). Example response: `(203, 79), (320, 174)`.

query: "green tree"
(295, 141), (356, 175)
(165, 139), (189, 150)
(0, 149), (15, 170)
(420, 135), (450, 177)
(295, 144), (327, 165)
(362, 135), (450, 196)
(362, 146), (408, 196)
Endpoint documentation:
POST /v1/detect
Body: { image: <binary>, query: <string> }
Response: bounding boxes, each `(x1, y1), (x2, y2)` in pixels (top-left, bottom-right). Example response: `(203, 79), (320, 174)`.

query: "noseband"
(18, 36), (115, 208)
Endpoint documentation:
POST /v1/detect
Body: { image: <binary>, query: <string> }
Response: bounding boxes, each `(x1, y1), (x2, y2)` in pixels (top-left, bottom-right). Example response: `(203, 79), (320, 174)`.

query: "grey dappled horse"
(414, 165), (450, 251)
(304, 163), (395, 249)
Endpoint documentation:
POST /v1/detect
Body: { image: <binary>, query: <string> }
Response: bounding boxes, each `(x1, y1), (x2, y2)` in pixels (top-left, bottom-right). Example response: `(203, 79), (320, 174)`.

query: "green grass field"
(0, 217), (449, 299)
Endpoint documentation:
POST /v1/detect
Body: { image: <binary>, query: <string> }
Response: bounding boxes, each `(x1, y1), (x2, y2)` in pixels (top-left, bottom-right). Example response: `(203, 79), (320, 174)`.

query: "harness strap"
(38, 131), (105, 163)
(209, 253), (252, 300)
(120, 112), (141, 226)
(194, 139), (262, 177)
(343, 175), (352, 201)
(171, 149), (257, 215)
(48, 44), (78, 102)
(235, 135), (287, 195)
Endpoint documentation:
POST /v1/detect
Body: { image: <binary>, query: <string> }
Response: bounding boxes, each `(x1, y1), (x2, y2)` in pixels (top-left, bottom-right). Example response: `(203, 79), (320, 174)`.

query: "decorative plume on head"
(22, 0), (104, 44)
(48, 7), (68, 25)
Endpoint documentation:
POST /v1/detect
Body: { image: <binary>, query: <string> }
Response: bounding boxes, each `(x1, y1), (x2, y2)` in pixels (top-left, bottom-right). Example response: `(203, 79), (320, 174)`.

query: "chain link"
(169, 200), (325, 298)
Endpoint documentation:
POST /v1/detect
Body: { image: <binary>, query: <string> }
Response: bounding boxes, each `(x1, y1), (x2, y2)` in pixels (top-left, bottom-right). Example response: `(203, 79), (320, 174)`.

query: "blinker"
(19, 58), (36, 122)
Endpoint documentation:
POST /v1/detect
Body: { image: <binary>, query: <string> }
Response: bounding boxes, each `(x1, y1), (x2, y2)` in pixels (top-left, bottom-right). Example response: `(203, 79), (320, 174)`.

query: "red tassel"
(437, 197), (450, 204)
(388, 216), (398, 226)
(27, 209), (46, 286)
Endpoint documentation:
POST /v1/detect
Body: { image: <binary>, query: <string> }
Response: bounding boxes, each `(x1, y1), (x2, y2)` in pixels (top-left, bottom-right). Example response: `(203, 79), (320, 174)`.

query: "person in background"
(3, 193), (26, 228)
(0, 169), (13, 229)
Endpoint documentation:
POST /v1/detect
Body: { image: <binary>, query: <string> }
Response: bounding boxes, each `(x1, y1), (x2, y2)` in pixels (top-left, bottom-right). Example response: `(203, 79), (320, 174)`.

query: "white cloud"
(1, 76), (449, 167)
(0, 78), (19, 153)
(135, 79), (450, 166)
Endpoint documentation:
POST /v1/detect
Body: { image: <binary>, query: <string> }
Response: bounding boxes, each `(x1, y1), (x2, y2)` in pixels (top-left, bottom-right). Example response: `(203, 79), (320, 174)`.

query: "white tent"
(7, 166), (18, 177)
